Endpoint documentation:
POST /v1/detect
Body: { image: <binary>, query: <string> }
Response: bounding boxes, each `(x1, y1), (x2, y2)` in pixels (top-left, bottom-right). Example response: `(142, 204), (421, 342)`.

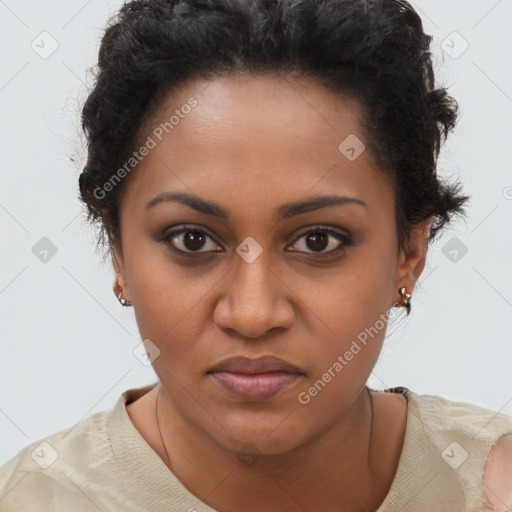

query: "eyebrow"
(145, 192), (367, 220)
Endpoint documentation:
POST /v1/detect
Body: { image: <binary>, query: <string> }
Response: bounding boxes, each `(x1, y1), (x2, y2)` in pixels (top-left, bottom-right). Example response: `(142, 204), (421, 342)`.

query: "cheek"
(305, 254), (395, 344)
(130, 270), (213, 351)
(292, 290), (391, 431)
(295, 259), (395, 393)
(125, 250), (223, 380)
(123, 229), (204, 326)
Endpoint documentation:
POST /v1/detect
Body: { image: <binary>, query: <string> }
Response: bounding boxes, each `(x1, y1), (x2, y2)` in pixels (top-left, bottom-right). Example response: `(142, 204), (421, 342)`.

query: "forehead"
(121, 73), (393, 219)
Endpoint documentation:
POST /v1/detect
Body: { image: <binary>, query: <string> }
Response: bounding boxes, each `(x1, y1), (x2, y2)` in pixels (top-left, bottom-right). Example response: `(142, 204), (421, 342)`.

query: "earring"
(117, 291), (131, 307)
(398, 287), (411, 315)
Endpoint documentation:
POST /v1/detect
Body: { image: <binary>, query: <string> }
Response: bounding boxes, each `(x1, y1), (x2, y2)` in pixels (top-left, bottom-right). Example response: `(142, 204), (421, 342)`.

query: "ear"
(394, 217), (432, 305)
(112, 244), (131, 303)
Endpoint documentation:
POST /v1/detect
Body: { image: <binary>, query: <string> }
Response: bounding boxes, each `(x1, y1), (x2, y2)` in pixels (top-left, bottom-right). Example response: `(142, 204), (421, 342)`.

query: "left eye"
(287, 228), (352, 255)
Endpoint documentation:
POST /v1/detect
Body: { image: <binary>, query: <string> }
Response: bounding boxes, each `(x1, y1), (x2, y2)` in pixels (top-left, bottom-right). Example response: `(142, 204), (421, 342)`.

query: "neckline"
(110, 383), (417, 510)
(372, 386), (416, 511)
(109, 382), (216, 508)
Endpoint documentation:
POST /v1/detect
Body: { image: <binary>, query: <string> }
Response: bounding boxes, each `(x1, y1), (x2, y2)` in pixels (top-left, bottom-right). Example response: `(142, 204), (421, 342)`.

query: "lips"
(208, 355), (303, 374)
(207, 355), (305, 401)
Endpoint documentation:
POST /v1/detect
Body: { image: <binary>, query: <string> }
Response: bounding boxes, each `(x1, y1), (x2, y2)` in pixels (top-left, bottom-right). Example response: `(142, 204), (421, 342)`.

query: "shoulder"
(0, 407), (113, 510)
(404, 389), (512, 511)
(405, 390), (512, 433)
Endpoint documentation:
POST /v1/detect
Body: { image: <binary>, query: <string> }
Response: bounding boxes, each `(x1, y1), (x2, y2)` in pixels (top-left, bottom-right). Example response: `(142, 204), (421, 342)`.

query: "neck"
(155, 385), (379, 512)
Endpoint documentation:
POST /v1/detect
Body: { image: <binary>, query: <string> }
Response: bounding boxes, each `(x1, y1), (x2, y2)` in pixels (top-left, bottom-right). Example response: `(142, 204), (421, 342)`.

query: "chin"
(205, 409), (313, 457)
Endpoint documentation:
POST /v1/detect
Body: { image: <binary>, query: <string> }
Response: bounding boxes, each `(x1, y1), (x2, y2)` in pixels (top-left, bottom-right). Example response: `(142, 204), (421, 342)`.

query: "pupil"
(184, 230), (206, 251)
(307, 232), (328, 252)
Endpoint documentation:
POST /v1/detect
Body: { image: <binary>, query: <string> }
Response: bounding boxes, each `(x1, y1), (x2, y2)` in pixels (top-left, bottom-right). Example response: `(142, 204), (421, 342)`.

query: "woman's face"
(113, 73), (429, 455)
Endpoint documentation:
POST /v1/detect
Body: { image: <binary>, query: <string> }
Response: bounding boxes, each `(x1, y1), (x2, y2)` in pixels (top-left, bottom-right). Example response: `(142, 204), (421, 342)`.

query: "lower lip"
(209, 371), (302, 401)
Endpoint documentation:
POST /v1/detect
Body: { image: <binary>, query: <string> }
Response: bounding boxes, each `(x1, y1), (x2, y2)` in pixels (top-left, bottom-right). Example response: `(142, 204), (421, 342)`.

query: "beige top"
(1, 383), (511, 511)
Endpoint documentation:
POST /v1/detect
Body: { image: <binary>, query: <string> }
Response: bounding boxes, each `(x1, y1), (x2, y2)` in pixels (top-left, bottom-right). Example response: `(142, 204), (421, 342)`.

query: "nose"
(213, 254), (295, 339)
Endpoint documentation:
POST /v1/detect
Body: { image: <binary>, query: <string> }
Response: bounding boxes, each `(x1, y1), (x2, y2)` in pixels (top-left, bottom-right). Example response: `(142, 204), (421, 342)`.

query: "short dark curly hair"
(78, 0), (470, 262)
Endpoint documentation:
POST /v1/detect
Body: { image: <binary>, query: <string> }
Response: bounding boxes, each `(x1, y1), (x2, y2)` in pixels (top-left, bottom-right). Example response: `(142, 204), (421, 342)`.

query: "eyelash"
(158, 224), (354, 259)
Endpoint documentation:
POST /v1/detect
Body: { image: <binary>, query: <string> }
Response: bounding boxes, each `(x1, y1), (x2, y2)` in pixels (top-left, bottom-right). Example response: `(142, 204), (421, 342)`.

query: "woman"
(1, 0), (511, 510)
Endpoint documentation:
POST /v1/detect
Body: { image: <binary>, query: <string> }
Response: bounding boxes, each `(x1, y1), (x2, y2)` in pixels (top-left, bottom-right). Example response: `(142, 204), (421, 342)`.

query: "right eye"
(160, 225), (224, 255)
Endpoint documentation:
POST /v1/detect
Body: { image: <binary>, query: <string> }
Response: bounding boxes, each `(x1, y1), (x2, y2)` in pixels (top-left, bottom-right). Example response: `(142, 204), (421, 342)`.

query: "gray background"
(1, 0), (511, 466)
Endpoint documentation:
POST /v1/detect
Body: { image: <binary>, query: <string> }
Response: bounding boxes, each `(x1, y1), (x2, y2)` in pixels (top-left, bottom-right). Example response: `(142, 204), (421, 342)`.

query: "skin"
(113, 73), (431, 512)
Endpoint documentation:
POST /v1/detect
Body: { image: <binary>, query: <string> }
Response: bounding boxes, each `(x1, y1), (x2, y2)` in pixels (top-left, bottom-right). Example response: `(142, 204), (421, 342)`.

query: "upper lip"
(208, 355), (304, 375)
